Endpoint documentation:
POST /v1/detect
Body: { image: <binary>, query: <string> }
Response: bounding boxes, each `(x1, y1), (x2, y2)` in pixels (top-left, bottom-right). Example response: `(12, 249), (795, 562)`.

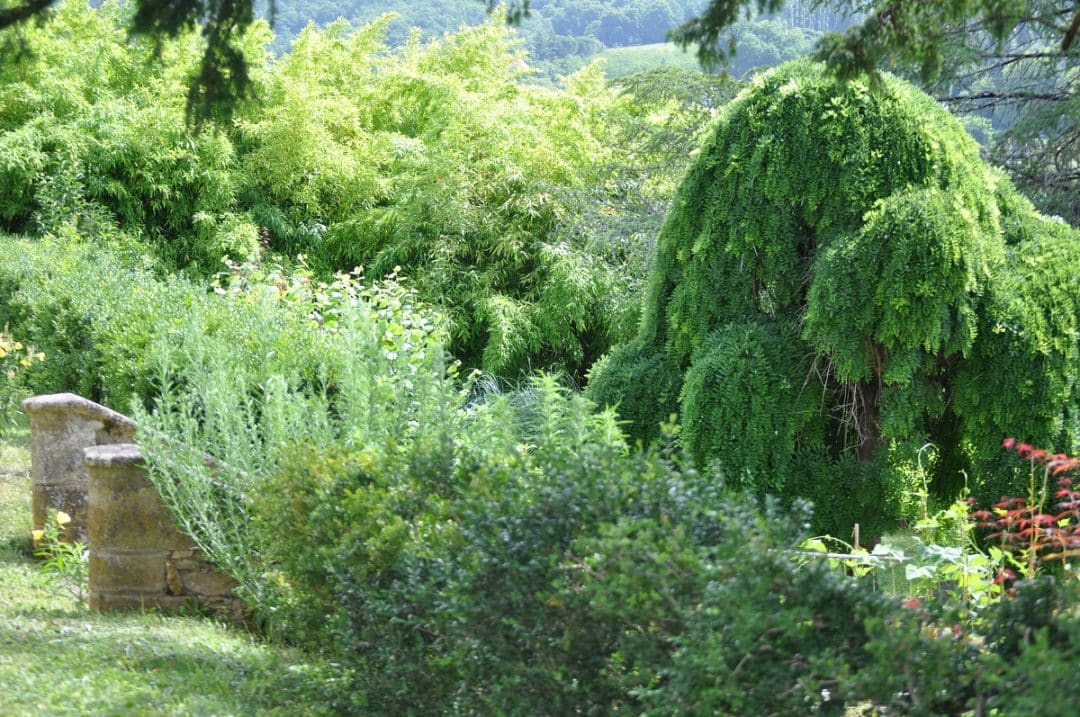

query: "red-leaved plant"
(971, 438), (1080, 582)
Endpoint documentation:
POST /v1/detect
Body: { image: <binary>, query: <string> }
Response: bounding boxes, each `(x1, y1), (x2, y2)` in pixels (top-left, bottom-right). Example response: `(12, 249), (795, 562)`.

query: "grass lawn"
(597, 42), (701, 78)
(0, 428), (333, 716)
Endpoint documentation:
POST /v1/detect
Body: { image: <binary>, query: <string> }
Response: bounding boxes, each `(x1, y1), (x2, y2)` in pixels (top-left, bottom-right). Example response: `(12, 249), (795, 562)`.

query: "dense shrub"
(0, 2), (262, 268)
(588, 59), (1080, 535)
(254, 384), (900, 714)
(1, 3), (677, 380)
(254, 399), (1080, 714)
(0, 231), (176, 406)
(238, 17), (638, 380)
(0, 230), (439, 426)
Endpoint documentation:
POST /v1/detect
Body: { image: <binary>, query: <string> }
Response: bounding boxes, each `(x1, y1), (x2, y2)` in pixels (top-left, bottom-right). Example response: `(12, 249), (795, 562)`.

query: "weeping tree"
(587, 59), (1079, 535)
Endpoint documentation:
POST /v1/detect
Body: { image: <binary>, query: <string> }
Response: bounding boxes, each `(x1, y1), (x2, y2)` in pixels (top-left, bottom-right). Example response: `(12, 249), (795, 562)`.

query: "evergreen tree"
(588, 60), (1080, 534)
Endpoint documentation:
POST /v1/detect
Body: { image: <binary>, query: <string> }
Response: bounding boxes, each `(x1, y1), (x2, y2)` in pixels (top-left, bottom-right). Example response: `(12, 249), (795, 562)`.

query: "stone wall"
(23, 394), (244, 620)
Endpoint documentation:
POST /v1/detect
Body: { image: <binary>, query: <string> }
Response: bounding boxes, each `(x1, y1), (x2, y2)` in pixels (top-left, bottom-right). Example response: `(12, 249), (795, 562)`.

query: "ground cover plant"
(588, 59), (1080, 537)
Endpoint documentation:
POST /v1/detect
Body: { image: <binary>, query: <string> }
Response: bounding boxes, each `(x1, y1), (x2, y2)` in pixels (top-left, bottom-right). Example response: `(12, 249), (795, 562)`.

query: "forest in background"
(255, 0), (1076, 222)
(263, 0), (850, 77)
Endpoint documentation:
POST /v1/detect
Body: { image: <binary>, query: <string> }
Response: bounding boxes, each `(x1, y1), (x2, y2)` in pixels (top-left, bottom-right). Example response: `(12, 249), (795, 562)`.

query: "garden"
(1, 1), (1078, 715)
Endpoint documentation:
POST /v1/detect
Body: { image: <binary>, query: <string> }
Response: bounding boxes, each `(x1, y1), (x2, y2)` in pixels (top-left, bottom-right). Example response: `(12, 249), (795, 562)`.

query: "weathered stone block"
(22, 393), (135, 541)
(84, 441), (239, 618)
(180, 565), (237, 597)
(170, 558), (200, 571)
(88, 548), (167, 594)
(166, 560), (184, 596)
(23, 394), (243, 621)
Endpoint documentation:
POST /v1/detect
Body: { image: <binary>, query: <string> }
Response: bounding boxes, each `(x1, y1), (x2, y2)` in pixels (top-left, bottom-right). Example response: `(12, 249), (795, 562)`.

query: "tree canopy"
(587, 59), (1080, 535)
(4, 1), (1076, 120)
(2, 3), (708, 381)
(669, 1), (1079, 77)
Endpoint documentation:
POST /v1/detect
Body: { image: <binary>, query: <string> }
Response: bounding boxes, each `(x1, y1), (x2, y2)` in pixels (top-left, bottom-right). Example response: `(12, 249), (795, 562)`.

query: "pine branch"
(0, 0), (55, 29)
(936, 90), (1072, 104)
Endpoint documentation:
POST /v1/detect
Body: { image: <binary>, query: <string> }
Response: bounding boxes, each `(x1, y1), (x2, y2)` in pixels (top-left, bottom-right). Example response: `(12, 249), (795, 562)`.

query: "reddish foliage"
(974, 440), (1080, 579)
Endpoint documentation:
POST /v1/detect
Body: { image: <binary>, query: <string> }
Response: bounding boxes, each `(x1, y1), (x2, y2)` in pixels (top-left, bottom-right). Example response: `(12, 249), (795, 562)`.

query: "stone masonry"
(22, 394), (244, 620)
(22, 393), (136, 542)
(85, 443), (244, 619)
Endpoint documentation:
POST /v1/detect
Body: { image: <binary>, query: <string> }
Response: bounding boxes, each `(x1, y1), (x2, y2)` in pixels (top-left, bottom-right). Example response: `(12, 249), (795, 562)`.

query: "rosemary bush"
(132, 260), (451, 601)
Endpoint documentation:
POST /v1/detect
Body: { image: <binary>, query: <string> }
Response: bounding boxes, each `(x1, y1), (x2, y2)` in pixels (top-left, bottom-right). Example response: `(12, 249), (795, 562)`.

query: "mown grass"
(0, 428), (334, 717)
(597, 42), (700, 78)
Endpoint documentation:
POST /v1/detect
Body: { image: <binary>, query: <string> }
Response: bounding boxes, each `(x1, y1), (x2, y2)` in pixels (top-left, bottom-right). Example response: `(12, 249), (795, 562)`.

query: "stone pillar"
(86, 443), (193, 611)
(85, 443), (242, 618)
(22, 393), (136, 542)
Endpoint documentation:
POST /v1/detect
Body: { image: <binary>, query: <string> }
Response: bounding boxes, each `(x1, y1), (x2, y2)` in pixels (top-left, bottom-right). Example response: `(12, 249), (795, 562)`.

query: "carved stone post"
(21, 393), (135, 541)
(85, 443), (242, 618)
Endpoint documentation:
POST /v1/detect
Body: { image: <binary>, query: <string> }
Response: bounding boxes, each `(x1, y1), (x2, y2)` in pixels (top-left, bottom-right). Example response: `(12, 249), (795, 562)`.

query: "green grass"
(0, 429), (335, 717)
(597, 42), (701, 78)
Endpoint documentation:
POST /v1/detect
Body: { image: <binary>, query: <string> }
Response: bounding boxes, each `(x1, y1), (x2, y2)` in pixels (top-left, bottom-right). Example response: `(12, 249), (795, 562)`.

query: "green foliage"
(1, 5), (667, 380)
(585, 338), (683, 445)
(0, 330), (42, 429)
(805, 186), (1000, 382)
(252, 376), (637, 712)
(565, 66), (741, 318)
(681, 320), (820, 492)
(259, 406), (1080, 714)
(31, 508), (86, 603)
(588, 60), (1080, 534)
(781, 447), (900, 538)
(723, 17), (817, 76)
(0, 2), (264, 269)
(0, 231), (208, 407)
(258, 382), (882, 713)
(954, 215), (1080, 501)
(237, 17), (637, 379)
(852, 575), (1080, 714)
(134, 258), (451, 600)
(672, 1), (1079, 79)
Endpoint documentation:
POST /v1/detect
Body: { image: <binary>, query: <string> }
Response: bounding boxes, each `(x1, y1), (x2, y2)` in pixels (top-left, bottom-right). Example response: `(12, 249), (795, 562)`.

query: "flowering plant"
(0, 330), (45, 429)
(32, 510), (88, 603)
